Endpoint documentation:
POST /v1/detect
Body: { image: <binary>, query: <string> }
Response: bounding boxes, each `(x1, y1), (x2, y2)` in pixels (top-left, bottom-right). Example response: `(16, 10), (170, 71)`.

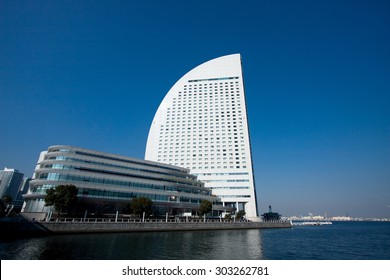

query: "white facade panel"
(145, 54), (259, 219)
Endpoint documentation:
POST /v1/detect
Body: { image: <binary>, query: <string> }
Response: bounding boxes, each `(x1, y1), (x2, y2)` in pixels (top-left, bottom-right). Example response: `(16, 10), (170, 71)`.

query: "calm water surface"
(1, 222), (389, 260)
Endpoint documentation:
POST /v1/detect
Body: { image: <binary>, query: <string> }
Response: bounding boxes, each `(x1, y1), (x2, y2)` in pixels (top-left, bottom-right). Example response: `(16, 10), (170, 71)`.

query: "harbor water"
(1, 221), (389, 260)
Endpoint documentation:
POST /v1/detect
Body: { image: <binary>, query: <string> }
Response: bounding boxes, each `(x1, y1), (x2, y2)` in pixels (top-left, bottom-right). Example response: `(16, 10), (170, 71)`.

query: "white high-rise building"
(145, 54), (259, 219)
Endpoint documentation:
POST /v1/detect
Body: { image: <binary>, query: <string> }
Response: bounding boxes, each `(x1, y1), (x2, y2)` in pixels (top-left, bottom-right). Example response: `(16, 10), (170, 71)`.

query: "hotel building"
(145, 54), (259, 219)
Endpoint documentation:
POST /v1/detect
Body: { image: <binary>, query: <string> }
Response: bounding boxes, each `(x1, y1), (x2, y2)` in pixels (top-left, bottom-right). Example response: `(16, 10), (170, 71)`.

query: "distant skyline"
(1, 0), (389, 218)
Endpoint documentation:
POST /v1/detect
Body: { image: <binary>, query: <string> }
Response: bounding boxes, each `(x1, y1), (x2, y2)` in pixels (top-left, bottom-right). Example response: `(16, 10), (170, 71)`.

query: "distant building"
(22, 145), (228, 217)
(145, 54), (259, 220)
(0, 168), (24, 201)
(330, 216), (351, 221)
(14, 178), (31, 209)
(261, 205), (281, 221)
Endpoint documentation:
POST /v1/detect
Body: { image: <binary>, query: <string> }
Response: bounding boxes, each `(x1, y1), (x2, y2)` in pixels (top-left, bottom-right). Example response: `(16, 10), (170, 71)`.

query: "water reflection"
(0, 229), (264, 260)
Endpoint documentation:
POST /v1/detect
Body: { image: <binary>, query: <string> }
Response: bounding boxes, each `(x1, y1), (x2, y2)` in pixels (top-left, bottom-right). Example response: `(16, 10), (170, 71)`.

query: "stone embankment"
(39, 218), (292, 234)
(1, 216), (292, 237)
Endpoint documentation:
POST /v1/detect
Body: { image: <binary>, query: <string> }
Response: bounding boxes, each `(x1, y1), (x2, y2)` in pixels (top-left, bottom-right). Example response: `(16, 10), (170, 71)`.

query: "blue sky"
(1, 0), (389, 218)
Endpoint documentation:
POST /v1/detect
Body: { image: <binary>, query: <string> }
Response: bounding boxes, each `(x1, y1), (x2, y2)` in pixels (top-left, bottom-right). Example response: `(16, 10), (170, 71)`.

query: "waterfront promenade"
(42, 218), (292, 234)
(1, 215), (292, 236)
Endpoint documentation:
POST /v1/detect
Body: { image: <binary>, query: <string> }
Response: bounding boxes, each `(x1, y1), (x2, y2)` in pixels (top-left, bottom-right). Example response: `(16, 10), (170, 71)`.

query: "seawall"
(39, 219), (292, 234)
(1, 216), (292, 237)
(0, 216), (52, 237)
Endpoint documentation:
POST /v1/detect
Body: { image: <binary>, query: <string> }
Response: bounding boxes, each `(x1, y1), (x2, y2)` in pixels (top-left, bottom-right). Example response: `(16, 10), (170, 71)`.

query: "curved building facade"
(22, 145), (225, 216)
(145, 54), (259, 219)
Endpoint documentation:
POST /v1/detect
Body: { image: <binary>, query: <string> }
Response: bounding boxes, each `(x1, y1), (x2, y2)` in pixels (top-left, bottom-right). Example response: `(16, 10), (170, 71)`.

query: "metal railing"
(42, 217), (256, 224)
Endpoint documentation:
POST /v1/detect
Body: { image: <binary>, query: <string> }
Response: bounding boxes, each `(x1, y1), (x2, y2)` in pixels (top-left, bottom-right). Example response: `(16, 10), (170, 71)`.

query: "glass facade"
(0, 168), (24, 201)
(22, 145), (226, 216)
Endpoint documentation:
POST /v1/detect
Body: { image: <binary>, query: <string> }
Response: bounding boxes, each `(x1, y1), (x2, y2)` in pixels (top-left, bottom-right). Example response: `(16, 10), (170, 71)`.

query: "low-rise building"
(22, 145), (228, 218)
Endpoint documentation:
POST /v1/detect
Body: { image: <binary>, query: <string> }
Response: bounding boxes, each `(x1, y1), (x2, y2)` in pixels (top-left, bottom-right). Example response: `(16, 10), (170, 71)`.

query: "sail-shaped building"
(145, 54), (259, 219)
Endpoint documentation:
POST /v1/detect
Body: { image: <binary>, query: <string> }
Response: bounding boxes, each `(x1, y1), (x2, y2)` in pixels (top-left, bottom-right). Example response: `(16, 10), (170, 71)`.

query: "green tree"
(224, 213), (232, 221)
(199, 200), (212, 216)
(130, 197), (153, 216)
(235, 210), (246, 220)
(45, 185), (78, 216)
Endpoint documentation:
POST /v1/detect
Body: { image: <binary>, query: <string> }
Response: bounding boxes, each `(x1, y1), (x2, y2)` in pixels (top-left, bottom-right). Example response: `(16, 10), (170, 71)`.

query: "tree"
(130, 197), (153, 216)
(45, 185), (78, 216)
(223, 213), (232, 221)
(199, 200), (212, 216)
(236, 210), (246, 221)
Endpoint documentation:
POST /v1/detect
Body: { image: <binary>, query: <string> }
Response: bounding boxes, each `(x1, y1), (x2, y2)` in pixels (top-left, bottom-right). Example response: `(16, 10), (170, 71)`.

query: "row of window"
(164, 117), (243, 122)
(173, 102), (241, 106)
(159, 139), (245, 147)
(159, 154), (246, 159)
(161, 133), (244, 139)
(157, 161), (248, 170)
(181, 88), (240, 93)
(157, 149), (247, 159)
(175, 89), (241, 94)
(158, 140), (245, 146)
(167, 112), (243, 116)
(171, 96), (242, 102)
(159, 151), (245, 155)
(164, 117), (243, 123)
(171, 103), (242, 109)
(168, 129), (243, 135)
(170, 105), (242, 112)
(164, 116), (243, 120)
(179, 93), (240, 97)
(157, 147), (246, 153)
(170, 102), (242, 107)
(79, 187), (212, 204)
(178, 165), (248, 170)
(163, 128), (243, 134)
(35, 173), (210, 195)
(202, 179), (250, 183)
(161, 127), (244, 132)
(43, 158), (195, 181)
(41, 162), (199, 187)
(28, 185), (222, 206)
(184, 89), (240, 93)
(174, 96), (240, 100)
(48, 149), (186, 174)
(158, 145), (246, 150)
(209, 186), (250, 190)
(192, 172), (249, 176)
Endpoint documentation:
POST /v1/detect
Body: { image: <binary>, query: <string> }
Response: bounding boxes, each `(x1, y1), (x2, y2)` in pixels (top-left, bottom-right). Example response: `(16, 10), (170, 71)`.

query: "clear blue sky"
(1, 0), (389, 218)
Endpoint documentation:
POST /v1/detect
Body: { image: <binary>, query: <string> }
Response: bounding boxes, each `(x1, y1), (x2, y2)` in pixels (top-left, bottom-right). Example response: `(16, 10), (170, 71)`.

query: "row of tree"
(44, 185), (244, 218)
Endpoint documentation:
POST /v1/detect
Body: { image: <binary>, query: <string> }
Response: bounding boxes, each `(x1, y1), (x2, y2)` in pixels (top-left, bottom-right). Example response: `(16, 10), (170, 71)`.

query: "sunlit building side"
(145, 54), (259, 219)
(22, 145), (225, 217)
